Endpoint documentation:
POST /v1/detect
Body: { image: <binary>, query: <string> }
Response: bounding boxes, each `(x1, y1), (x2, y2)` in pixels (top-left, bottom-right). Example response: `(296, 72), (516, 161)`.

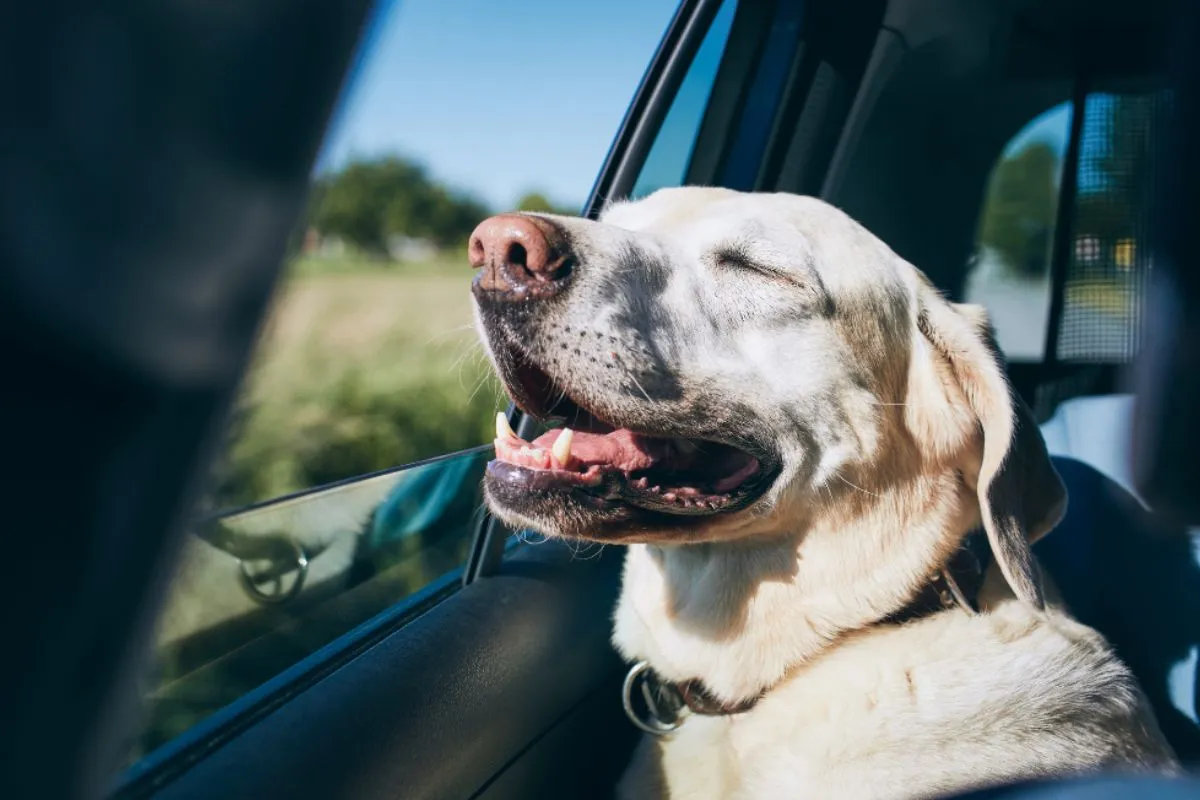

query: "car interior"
(4, 0), (1200, 797)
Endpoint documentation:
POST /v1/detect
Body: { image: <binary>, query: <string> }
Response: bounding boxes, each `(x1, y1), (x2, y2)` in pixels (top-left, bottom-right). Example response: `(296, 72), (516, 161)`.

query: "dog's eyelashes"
(712, 246), (796, 286)
(712, 247), (756, 272)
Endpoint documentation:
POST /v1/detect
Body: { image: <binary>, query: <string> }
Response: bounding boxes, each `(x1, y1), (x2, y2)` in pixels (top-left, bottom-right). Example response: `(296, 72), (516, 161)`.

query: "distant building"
(1074, 235), (1140, 272)
(301, 228), (441, 262)
(303, 228), (320, 254)
(1075, 235), (1101, 264)
(387, 235), (439, 262)
(1114, 238), (1136, 269)
(302, 228), (348, 257)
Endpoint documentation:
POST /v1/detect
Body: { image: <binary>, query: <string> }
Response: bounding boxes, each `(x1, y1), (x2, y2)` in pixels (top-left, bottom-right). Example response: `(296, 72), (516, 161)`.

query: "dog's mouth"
(488, 359), (770, 517)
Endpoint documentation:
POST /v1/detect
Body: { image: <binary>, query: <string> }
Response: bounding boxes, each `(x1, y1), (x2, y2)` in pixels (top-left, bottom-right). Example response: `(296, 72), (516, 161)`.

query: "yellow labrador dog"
(467, 187), (1178, 799)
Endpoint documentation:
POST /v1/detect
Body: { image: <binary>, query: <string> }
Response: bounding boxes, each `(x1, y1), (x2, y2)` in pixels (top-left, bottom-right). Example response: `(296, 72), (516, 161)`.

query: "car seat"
(1035, 394), (1200, 763)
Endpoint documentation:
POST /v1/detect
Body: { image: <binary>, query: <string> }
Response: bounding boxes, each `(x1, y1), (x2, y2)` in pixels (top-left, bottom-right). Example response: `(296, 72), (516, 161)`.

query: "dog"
(468, 187), (1178, 799)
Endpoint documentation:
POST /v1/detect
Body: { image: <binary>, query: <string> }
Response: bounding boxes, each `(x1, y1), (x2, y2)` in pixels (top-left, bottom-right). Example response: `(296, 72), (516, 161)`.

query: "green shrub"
(212, 363), (501, 510)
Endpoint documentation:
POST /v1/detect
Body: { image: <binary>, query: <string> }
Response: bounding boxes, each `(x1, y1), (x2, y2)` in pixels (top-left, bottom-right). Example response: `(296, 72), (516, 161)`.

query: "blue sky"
(1006, 103), (1071, 158)
(318, 0), (1091, 210)
(1004, 96), (1123, 193)
(318, 0), (680, 210)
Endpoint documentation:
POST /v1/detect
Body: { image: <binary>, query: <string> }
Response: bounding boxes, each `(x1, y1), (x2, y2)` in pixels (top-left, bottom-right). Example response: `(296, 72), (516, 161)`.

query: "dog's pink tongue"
(532, 428), (661, 472)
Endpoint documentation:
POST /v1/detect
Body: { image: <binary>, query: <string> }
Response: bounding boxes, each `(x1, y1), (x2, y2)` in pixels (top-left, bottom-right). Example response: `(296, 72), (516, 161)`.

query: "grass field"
(208, 254), (505, 510)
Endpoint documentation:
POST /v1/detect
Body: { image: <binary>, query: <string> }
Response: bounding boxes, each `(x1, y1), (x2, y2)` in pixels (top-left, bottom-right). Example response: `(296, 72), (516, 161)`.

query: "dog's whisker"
(470, 347), (492, 373)
(451, 338), (486, 363)
(448, 344), (486, 387)
(625, 371), (656, 405)
(563, 535), (603, 562)
(574, 542), (606, 562)
(447, 351), (469, 382)
(422, 322), (477, 347)
(465, 371), (500, 406)
(836, 473), (879, 498)
(552, 386), (570, 412)
(517, 529), (550, 546)
(819, 481), (836, 510)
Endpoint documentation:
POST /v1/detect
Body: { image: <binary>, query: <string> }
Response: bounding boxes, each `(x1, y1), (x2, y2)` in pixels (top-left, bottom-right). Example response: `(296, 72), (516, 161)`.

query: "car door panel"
(143, 543), (626, 800)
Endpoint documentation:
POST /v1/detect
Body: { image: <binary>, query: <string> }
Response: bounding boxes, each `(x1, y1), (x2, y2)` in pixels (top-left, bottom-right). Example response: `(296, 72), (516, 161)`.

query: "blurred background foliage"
(208, 153), (577, 511)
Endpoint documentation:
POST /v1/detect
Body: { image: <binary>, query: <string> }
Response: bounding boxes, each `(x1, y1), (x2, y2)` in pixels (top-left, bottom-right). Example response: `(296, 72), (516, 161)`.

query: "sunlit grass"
(209, 254), (505, 510)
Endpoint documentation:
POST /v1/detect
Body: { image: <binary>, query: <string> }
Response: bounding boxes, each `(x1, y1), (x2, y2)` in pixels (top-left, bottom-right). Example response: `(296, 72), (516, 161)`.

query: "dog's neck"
(611, 467), (980, 704)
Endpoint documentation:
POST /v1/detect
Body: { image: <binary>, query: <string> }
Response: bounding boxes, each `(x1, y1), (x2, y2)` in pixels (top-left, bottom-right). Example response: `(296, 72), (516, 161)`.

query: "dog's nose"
(468, 214), (572, 297)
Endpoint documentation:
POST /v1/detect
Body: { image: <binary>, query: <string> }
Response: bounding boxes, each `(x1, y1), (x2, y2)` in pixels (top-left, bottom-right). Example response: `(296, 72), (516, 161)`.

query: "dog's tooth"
(496, 412), (516, 440)
(552, 428), (574, 466)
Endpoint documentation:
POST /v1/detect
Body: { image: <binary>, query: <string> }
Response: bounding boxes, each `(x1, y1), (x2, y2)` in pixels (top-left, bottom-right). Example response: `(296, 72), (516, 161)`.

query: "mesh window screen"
(1056, 90), (1173, 362)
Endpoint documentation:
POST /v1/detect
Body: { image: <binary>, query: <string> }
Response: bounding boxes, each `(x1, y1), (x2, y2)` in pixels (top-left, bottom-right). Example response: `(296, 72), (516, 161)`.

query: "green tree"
(313, 157), (425, 254)
(978, 142), (1061, 279)
(516, 191), (576, 216)
(421, 188), (490, 248)
(311, 155), (490, 255)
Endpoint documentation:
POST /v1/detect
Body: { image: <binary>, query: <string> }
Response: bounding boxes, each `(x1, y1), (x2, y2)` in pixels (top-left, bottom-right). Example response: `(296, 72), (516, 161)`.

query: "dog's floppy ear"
(916, 282), (1066, 610)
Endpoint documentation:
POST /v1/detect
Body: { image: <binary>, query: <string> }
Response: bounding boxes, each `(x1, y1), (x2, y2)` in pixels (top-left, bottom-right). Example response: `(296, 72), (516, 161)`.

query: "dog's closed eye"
(712, 245), (793, 284)
(711, 244), (832, 315)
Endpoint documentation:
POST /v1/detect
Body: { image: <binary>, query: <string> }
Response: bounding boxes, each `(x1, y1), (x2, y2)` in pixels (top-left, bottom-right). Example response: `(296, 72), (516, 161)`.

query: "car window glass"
(964, 102), (1072, 361)
(966, 90), (1167, 366)
(631, 0), (738, 199)
(127, 0), (677, 770)
(128, 447), (491, 764)
(1056, 90), (1168, 363)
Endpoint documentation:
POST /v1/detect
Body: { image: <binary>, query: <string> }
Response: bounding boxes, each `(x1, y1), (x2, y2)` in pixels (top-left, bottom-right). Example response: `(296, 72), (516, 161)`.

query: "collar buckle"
(622, 661), (684, 736)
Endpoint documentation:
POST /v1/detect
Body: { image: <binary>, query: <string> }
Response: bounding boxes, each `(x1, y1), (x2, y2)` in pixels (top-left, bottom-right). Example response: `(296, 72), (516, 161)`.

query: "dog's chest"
(652, 703), (879, 799)
(642, 607), (1071, 799)
(650, 654), (928, 798)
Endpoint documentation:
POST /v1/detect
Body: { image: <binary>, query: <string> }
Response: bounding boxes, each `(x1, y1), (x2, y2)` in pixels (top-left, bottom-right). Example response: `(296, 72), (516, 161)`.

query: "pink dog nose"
(468, 214), (572, 296)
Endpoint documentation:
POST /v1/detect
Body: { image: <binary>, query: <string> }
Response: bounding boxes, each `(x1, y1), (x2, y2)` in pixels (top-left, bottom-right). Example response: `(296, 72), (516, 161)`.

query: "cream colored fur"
(473, 187), (1179, 799)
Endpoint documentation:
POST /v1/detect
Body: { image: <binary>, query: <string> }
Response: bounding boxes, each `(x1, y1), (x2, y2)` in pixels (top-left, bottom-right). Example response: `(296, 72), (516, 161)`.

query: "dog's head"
(470, 187), (1065, 607)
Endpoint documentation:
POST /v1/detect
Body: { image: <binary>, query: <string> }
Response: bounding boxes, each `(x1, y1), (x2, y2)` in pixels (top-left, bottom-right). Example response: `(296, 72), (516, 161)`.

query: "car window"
(963, 102), (1072, 362)
(966, 90), (1166, 366)
(631, 0), (738, 199)
(127, 0), (678, 769)
(1056, 90), (1167, 364)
